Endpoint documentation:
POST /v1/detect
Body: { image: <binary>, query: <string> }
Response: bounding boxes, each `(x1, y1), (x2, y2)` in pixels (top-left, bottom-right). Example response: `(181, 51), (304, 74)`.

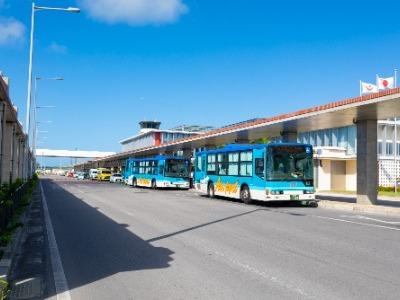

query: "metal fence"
(0, 184), (27, 232)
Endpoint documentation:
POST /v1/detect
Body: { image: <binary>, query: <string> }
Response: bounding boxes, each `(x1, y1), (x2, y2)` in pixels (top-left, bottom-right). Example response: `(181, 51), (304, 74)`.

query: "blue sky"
(1, 0), (400, 166)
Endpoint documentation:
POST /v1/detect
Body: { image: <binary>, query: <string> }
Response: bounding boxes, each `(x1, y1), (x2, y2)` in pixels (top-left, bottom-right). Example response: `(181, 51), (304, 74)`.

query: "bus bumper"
(161, 181), (189, 189)
(264, 194), (315, 201)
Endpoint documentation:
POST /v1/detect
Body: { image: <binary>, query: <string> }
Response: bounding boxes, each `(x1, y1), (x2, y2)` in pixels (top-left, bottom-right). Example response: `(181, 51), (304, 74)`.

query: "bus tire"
(132, 178), (137, 188)
(241, 185), (252, 204)
(208, 183), (215, 198)
(151, 179), (157, 189)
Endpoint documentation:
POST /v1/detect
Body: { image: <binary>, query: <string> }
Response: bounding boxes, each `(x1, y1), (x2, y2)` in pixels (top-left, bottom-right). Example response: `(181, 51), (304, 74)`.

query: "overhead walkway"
(35, 149), (115, 158)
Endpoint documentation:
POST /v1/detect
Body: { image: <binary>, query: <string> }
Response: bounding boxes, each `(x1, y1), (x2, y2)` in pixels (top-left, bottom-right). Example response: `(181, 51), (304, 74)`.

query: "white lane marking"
(125, 211), (133, 216)
(339, 214), (400, 224)
(66, 184), (87, 194)
(315, 215), (400, 231)
(354, 215), (400, 224)
(214, 251), (317, 299)
(40, 181), (71, 300)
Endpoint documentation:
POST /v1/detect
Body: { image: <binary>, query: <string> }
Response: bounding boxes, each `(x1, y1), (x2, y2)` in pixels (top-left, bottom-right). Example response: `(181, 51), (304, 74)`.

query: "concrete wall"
(346, 160), (357, 191)
(331, 160), (346, 190)
(315, 159), (357, 191)
(0, 73), (29, 183)
(317, 159), (331, 191)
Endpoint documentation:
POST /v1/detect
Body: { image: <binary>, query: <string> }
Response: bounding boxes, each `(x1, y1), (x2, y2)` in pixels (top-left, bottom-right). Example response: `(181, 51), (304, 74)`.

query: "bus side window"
(207, 154), (216, 175)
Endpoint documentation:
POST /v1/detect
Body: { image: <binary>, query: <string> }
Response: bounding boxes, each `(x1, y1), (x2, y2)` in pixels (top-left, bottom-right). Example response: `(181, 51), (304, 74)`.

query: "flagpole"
(395, 117), (398, 194)
(396, 69), (399, 193)
(376, 74), (379, 91)
(359, 80), (362, 96)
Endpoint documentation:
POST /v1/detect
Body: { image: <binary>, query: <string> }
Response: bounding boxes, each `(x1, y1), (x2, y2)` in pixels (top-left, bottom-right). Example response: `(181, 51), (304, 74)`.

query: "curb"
(0, 198), (31, 295)
(317, 200), (400, 216)
(0, 225), (22, 295)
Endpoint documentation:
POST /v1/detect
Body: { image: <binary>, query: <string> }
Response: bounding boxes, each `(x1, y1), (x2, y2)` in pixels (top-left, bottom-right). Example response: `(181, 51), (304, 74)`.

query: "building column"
(0, 102), (5, 183)
(16, 134), (24, 181)
(7, 124), (19, 184)
(2, 122), (14, 183)
(280, 131), (298, 143)
(356, 119), (378, 205)
(181, 148), (192, 159)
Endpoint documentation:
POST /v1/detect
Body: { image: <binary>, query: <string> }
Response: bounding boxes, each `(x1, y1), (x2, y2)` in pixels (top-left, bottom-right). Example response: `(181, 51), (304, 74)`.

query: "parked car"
(97, 168), (112, 181)
(57, 170), (67, 176)
(110, 173), (123, 183)
(77, 172), (88, 180)
(89, 169), (98, 180)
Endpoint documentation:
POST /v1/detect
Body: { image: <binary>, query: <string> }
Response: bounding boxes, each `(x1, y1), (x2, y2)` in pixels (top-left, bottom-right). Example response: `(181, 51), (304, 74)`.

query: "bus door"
(253, 148), (267, 184)
(194, 153), (207, 188)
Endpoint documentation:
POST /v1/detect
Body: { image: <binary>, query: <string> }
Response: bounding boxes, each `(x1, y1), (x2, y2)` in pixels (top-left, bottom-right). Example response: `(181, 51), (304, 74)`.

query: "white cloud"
(78, 0), (188, 25)
(47, 42), (68, 54)
(0, 17), (25, 46)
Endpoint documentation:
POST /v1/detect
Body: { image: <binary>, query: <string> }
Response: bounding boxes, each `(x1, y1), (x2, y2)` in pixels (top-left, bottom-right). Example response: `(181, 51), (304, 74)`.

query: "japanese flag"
(361, 81), (378, 94)
(377, 76), (394, 90)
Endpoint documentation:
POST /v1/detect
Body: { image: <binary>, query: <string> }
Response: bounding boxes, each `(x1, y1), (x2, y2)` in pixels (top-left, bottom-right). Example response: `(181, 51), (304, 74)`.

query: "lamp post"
(25, 2), (79, 178)
(33, 119), (54, 172)
(32, 77), (61, 172)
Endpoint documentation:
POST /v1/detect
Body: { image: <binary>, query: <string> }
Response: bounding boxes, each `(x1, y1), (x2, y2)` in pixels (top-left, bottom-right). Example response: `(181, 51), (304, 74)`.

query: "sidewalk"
(316, 192), (400, 216)
(0, 185), (46, 299)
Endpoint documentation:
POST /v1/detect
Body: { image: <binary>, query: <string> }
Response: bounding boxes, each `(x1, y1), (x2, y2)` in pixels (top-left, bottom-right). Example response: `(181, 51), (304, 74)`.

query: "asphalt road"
(19, 178), (400, 299)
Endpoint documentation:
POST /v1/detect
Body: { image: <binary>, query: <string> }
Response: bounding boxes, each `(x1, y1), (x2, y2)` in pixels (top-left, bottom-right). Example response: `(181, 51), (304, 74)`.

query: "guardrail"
(0, 184), (27, 232)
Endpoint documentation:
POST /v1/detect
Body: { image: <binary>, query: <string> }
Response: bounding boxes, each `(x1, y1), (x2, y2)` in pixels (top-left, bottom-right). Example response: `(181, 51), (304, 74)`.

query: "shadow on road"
(41, 178), (174, 297)
(316, 193), (400, 208)
(198, 194), (318, 208)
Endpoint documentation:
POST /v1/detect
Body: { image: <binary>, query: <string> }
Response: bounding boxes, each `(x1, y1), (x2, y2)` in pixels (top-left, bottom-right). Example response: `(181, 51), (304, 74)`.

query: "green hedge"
(0, 175), (38, 250)
(378, 185), (400, 193)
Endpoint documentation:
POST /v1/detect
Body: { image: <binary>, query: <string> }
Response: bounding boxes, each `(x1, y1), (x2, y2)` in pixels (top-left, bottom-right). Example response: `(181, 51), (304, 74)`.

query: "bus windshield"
(267, 145), (313, 181)
(164, 159), (190, 178)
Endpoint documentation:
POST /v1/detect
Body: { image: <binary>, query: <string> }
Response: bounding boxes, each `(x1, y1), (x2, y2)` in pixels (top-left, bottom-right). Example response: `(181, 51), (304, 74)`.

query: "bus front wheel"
(132, 178), (137, 188)
(208, 183), (215, 198)
(241, 186), (252, 204)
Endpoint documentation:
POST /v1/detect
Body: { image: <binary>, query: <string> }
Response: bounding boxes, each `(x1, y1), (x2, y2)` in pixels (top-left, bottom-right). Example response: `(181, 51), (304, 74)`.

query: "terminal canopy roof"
(124, 88), (400, 156)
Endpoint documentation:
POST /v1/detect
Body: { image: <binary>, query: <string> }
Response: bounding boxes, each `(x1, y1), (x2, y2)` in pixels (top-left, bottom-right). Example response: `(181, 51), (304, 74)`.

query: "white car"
(77, 172), (88, 180)
(109, 173), (123, 183)
(89, 169), (98, 180)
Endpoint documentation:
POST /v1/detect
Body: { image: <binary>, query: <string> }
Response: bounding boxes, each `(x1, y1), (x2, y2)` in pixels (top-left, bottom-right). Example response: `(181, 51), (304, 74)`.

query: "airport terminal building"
(119, 119), (399, 192)
(293, 119), (399, 190)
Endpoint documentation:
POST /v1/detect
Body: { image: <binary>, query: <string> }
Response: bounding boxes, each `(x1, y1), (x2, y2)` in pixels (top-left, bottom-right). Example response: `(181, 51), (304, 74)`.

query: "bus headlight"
(266, 190), (285, 195)
(270, 190), (283, 195)
(303, 190), (315, 194)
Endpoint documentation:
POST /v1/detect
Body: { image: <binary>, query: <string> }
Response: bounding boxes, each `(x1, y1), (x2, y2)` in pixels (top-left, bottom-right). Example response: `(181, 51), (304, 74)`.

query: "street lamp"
(25, 2), (80, 178)
(32, 76), (61, 172)
(34, 120), (53, 151)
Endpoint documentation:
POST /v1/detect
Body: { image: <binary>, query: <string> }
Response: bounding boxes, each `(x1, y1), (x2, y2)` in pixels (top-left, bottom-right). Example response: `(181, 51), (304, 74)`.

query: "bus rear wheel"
(241, 185), (252, 204)
(207, 183), (215, 198)
(151, 180), (157, 189)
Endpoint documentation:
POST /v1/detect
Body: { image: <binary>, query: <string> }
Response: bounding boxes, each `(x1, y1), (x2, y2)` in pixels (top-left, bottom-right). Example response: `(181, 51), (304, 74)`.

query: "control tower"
(139, 120), (161, 133)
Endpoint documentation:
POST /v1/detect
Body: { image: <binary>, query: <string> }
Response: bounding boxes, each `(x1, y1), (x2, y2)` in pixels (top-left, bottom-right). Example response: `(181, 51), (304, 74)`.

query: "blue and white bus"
(194, 143), (315, 204)
(124, 156), (190, 189)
